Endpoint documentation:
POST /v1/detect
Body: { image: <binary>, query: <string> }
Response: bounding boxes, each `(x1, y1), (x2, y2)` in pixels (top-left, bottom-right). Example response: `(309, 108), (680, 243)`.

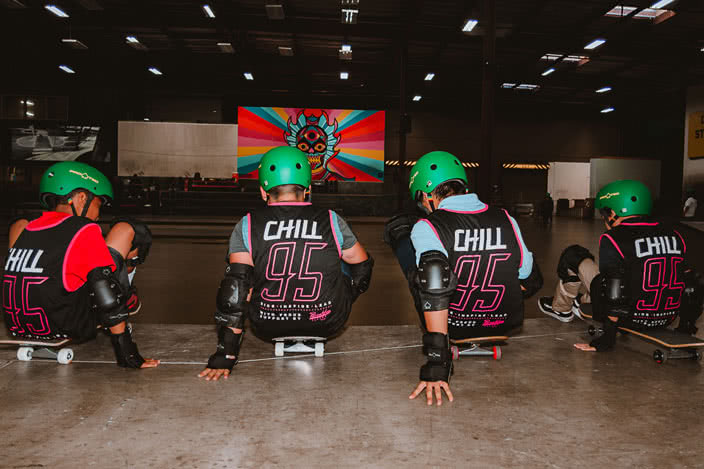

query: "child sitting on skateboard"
(3, 162), (159, 369)
(383, 151), (542, 406)
(198, 147), (373, 381)
(537, 180), (702, 351)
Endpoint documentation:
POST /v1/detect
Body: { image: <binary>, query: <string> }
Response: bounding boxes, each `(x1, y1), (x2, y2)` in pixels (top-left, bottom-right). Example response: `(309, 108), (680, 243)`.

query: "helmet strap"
(80, 193), (95, 217)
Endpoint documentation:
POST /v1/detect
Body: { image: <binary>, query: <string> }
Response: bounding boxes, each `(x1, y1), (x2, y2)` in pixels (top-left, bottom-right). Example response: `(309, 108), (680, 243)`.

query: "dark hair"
(432, 180), (467, 200)
(268, 184), (306, 200)
(43, 188), (90, 210)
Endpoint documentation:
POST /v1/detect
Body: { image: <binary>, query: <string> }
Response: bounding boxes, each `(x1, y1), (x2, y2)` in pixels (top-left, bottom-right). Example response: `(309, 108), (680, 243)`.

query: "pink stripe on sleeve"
(503, 209), (523, 268)
(418, 219), (443, 246)
(599, 233), (624, 259)
(673, 229), (686, 254)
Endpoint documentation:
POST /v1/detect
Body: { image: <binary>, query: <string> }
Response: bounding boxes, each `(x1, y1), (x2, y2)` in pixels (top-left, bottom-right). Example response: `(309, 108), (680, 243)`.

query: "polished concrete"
(2, 217), (704, 468)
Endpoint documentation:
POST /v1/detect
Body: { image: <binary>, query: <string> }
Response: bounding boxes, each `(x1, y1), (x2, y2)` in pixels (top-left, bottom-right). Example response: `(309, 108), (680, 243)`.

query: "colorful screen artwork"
(237, 107), (385, 182)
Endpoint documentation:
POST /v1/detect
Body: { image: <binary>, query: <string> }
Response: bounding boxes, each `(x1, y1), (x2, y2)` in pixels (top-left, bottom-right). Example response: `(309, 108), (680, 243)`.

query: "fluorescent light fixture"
(62, 38), (88, 49)
(26, 111), (34, 117)
(202, 4), (215, 17)
(541, 53), (562, 61)
(600, 107), (615, 113)
(341, 44), (352, 52)
(596, 86), (612, 93)
(650, 0), (674, 8)
(126, 36), (139, 43)
(424, 73), (435, 81)
(516, 83), (539, 90)
(148, 67), (162, 75)
(584, 38), (606, 50)
(412, 95), (422, 102)
(59, 64), (75, 73)
(541, 67), (555, 76)
(462, 19), (478, 32)
(701, 47), (704, 52)
(340, 72), (349, 80)
(26, 100), (34, 106)
(143, 118), (150, 121)
(605, 5), (637, 17)
(339, 44), (352, 60)
(341, 8), (359, 23)
(265, 3), (285, 20)
(562, 55), (587, 62)
(243, 72), (254, 80)
(217, 42), (234, 53)
(501, 83), (516, 88)
(278, 46), (294, 56)
(45, 4), (69, 17)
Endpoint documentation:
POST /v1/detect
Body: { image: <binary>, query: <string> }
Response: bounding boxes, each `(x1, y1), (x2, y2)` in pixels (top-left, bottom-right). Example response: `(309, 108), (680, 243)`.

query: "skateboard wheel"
(274, 341), (284, 357)
(653, 349), (667, 364)
(57, 348), (74, 365)
(493, 346), (502, 360)
(314, 342), (324, 357)
(451, 346), (459, 361)
(17, 347), (33, 361)
(587, 326), (596, 336)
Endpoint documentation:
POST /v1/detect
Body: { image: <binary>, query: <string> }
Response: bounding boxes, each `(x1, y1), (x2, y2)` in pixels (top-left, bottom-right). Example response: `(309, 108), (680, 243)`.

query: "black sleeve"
(598, 237), (623, 275)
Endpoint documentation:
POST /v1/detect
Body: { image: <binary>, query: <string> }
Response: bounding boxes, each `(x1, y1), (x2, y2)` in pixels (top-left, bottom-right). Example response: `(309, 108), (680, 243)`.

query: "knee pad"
(419, 332), (453, 382)
(413, 251), (458, 312)
(207, 326), (243, 372)
(348, 256), (374, 301)
(520, 260), (543, 299)
(87, 266), (128, 327)
(107, 247), (131, 292)
(557, 245), (594, 282)
(110, 216), (153, 266)
(214, 263), (254, 328)
(590, 272), (631, 322)
(383, 213), (419, 248)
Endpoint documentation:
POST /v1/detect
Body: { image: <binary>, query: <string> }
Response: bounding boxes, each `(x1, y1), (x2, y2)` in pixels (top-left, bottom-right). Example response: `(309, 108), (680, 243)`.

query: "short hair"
(43, 188), (90, 211)
(431, 180), (467, 200)
(267, 184), (306, 200)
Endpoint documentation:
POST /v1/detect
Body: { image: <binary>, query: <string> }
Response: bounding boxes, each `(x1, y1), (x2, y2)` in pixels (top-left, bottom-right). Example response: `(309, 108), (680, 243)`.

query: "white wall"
(547, 162), (590, 202)
(589, 158), (661, 199)
(683, 84), (704, 190)
(118, 121), (237, 178)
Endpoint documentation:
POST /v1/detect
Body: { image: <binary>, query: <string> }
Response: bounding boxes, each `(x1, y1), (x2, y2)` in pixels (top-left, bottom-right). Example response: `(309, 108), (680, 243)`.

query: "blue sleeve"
(410, 220), (448, 266)
(227, 216), (249, 255)
(507, 214), (534, 280)
(330, 211), (357, 250)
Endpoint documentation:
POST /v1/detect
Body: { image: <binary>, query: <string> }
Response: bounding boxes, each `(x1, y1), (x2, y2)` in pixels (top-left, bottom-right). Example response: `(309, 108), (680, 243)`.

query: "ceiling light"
(650, 0), (674, 8)
(126, 36), (139, 43)
(462, 19), (478, 32)
(217, 42), (234, 53)
(148, 67), (162, 75)
(59, 64), (75, 73)
(412, 95), (422, 102)
(202, 4), (215, 18)
(604, 5), (637, 17)
(339, 44), (352, 60)
(341, 8), (359, 24)
(600, 107), (615, 113)
(501, 83), (516, 88)
(144, 118), (150, 121)
(541, 68), (555, 76)
(265, 3), (285, 20)
(424, 73), (435, 81)
(26, 111), (34, 117)
(541, 53), (562, 61)
(26, 100), (34, 106)
(341, 44), (352, 52)
(45, 4), (69, 17)
(278, 46), (294, 56)
(596, 86), (612, 93)
(244, 72), (254, 80)
(340, 72), (349, 80)
(516, 83), (539, 90)
(62, 38), (88, 50)
(584, 38), (606, 50)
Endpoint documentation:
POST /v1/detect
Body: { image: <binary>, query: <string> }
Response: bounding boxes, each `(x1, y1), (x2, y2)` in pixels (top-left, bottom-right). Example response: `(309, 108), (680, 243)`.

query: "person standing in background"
(683, 189), (697, 219)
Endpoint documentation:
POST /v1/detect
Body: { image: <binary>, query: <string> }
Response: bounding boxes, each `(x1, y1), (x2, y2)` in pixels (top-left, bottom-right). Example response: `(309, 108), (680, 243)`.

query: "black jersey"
(599, 218), (686, 328)
(3, 215), (98, 340)
(423, 206), (524, 338)
(246, 202), (351, 338)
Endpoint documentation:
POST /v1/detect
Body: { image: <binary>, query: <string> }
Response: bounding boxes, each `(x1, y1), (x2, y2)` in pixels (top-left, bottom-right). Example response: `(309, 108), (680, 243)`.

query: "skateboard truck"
(272, 336), (326, 357)
(450, 336), (508, 361)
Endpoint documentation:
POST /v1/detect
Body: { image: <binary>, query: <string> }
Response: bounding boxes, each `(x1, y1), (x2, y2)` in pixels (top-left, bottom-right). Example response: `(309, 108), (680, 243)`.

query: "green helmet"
(258, 146), (312, 191)
(595, 179), (652, 217)
(408, 151), (467, 200)
(39, 161), (113, 209)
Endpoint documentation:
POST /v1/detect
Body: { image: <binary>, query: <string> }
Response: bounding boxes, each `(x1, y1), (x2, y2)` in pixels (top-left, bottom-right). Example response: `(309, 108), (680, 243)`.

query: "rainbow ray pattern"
(237, 107), (385, 182)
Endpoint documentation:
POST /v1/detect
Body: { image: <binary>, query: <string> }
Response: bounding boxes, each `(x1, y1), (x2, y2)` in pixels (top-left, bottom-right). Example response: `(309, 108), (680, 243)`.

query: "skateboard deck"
(0, 337), (74, 364)
(272, 336), (326, 357)
(450, 336), (508, 360)
(579, 304), (703, 363)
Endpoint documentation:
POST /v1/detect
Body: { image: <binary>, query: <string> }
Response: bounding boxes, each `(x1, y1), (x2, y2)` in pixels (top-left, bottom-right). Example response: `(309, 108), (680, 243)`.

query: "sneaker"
(538, 296), (574, 322)
(571, 294), (583, 320)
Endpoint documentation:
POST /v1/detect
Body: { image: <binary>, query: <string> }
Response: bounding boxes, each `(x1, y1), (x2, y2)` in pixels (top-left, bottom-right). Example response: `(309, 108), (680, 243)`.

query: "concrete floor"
(2, 217), (704, 468)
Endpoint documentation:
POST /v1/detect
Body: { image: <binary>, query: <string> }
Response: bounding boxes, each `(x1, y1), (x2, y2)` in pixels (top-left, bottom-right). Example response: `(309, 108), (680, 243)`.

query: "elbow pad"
(413, 251), (457, 312)
(520, 260), (543, 299)
(349, 256), (374, 300)
(87, 266), (128, 327)
(214, 263), (254, 328)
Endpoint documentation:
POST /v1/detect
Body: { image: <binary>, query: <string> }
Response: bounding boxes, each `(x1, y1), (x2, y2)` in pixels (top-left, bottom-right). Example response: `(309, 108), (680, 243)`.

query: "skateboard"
(272, 336), (326, 357)
(579, 304), (704, 364)
(0, 338), (74, 364)
(450, 336), (508, 360)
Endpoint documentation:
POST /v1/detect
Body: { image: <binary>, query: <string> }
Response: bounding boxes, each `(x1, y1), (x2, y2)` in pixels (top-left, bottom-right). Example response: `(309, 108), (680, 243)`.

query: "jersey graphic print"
(3, 249), (50, 336)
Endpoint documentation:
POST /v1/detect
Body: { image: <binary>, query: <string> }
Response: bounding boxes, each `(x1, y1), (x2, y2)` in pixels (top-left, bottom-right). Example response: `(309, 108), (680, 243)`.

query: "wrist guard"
(419, 332), (453, 382)
(110, 328), (146, 368)
(207, 326), (243, 372)
(589, 319), (617, 352)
